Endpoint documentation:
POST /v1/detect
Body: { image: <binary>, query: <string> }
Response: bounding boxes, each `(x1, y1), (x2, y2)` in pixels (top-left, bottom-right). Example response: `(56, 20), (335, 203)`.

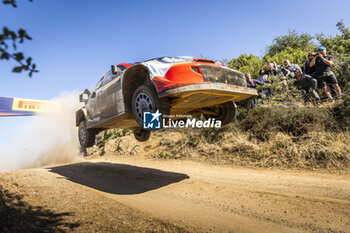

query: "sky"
(1, 0), (350, 143)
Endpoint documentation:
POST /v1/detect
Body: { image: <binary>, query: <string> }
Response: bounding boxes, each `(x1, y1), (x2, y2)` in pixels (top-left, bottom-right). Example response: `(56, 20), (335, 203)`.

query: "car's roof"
(143, 56), (193, 62)
(143, 56), (216, 64)
(116, 56), (216, 66)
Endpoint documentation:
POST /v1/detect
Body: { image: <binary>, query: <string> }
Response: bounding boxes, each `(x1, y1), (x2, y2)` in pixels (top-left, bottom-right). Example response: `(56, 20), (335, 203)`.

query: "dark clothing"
(246, 79), (264, 89)
(310, 55), (338, 88)
(256, 75), (272, 97)
(303, 61), (315, 75)
(294, 74), (317, 90)
(300, 89), (321, 103)
(314, 55), (334, 75)
(311, 55), (338, 88)
(257, 75), (273, 97)
(317, 73), (338, 88)
(257, 75), (268, 84)
(259, 69), (281, 77)
(246, 79), (264, 108)
(294, 74), (320, 103)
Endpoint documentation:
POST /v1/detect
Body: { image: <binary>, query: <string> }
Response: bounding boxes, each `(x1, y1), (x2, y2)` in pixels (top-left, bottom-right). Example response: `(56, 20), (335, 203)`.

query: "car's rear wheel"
(78, 120), (96, 148)
(133, 127), (151, 142)
(132, 85), (160, 127)
(203, 101), (235, 126)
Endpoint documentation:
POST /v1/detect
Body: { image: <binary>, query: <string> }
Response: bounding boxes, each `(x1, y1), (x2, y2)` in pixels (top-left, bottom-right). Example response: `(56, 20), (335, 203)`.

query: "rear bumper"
(158, 82), (258, 110)
(200, 64), (247, 87)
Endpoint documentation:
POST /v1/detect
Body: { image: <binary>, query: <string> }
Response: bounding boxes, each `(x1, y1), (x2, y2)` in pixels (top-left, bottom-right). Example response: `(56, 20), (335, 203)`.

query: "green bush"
(96, 129), (132, 147)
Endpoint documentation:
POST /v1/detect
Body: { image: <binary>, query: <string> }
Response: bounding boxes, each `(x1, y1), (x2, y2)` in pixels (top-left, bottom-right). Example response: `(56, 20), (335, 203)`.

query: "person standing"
(309, 46), (342, 100)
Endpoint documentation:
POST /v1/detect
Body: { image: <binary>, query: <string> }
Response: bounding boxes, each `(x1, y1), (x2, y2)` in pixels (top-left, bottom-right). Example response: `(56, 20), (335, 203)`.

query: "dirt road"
(1, 156), (349, 233)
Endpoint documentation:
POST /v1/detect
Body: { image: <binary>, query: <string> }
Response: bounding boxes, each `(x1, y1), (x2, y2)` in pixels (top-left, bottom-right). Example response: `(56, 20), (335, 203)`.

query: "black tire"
(133, 127), (151, 142)
(78, 120), (96, 148)
(132, 85), (160, 127)
(203, 101), (235, 126)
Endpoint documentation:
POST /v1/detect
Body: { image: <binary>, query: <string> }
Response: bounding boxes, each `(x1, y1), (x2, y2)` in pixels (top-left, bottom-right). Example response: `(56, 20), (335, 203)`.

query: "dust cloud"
(0, 91), (83, 172)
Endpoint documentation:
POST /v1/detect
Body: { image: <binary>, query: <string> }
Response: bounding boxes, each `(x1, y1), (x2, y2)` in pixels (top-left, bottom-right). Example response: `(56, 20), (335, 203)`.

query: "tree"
(266, 30), (316, 57)
(264, 48), (309, 68)
(227, 54), (263, 78)
(0, 0), (38, 77)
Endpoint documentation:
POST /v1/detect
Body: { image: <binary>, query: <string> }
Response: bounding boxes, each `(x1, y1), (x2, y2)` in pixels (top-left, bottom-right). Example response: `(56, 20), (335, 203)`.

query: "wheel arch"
(75, 109), (87, 127)
(122, 64), (155, 113)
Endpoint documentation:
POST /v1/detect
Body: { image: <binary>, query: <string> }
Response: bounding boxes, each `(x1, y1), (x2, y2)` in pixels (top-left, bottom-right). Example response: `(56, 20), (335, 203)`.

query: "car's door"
(86, 78), (103, 126)
(107, 65), (126, 116)
(99, 67), (124, 119)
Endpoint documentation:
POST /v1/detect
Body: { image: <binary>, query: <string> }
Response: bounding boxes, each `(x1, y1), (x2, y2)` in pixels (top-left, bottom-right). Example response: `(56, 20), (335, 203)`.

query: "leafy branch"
(2, 0), (32, 8)
(1, 0), (38, 77)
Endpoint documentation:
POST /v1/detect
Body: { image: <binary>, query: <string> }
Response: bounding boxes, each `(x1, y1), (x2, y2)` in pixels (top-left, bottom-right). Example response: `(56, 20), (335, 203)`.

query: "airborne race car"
(76, 56), (257, 148)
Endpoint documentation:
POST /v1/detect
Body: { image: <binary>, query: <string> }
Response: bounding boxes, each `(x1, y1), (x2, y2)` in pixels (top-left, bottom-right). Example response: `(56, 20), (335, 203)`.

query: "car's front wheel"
(132, 85), (160, 127)
(203, 101), (236, 126)
(78, 120), (96, 148)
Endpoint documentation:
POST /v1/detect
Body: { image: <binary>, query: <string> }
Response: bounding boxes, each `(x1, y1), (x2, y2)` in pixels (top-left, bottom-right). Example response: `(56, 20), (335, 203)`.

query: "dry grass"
(92, 96), (350, 171)
(153, 128), (350, 170)
(152, 96), (350, 170)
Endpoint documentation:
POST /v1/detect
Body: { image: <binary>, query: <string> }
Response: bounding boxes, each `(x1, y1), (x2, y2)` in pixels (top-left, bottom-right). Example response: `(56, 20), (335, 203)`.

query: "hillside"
(88, 96), (350, 171)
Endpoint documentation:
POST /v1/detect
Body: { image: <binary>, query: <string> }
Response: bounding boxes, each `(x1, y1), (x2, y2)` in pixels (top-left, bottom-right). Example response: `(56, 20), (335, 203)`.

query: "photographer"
(303, 52), (316, 75)
(310, 46), (342, 100)
(293, 69), (321, 104)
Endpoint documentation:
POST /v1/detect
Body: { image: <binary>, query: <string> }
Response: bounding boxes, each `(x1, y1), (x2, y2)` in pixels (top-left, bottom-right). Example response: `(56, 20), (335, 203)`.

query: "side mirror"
(79, 89), (91, 103)
(111, 65), (120, 75)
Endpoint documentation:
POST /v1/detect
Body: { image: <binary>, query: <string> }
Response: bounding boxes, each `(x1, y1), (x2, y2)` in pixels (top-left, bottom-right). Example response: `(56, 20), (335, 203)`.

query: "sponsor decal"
(146, 64), (161, 76)
(143, 110), (221, 129)
(149, 65), (159, 75)
(12, 98), (58, 113)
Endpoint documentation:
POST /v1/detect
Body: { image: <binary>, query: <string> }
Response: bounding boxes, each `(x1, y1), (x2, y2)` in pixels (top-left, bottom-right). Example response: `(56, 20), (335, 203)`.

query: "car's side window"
(100, 66), (125, 87)
(94, 78), (103, 91)
(101, 71), (113, 86)
(117, 65), (126, 71)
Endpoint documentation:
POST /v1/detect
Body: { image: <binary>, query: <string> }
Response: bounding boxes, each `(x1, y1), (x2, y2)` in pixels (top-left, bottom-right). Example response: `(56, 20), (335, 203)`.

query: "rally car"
(76, 56), (257, 148)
